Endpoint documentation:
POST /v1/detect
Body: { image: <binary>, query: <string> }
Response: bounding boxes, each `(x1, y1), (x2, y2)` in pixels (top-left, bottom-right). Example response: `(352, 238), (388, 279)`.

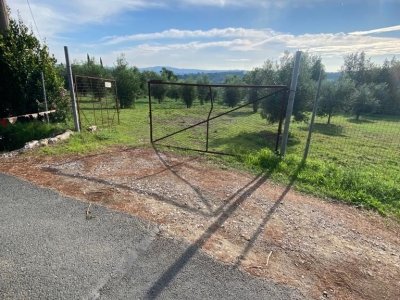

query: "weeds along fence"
(74, 75), (120, 129)
(148, 80), (288, 156)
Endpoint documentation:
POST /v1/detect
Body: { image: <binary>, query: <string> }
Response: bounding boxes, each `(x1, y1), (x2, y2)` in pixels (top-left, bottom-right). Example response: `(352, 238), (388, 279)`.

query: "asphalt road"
(0, 172), (304, 299)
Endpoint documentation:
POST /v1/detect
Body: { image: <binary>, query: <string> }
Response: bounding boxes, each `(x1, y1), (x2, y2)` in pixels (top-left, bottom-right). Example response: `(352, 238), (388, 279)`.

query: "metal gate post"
(206, 86), (215, 152)
(148, 81), (153, 143)
(275, 89), (289, 153)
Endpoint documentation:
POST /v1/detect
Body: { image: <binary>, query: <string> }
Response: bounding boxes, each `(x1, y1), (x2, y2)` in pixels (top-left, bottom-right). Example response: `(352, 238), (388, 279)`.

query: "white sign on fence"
(104, 82), (112, 88)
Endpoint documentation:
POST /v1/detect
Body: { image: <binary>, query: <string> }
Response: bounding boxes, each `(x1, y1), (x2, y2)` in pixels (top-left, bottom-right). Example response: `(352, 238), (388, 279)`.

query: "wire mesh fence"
(286, 103), (400, 180)
(149, 81), (288, 155)
(75, 75), (120, 129)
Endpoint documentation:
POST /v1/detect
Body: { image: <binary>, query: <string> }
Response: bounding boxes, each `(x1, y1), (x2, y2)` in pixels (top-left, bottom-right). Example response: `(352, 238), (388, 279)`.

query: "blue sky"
(8, 0), (400, 71)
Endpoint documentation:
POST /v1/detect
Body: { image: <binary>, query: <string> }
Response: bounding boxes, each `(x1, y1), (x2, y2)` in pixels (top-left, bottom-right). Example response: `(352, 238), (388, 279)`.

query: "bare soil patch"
(1, 147), (399, 300)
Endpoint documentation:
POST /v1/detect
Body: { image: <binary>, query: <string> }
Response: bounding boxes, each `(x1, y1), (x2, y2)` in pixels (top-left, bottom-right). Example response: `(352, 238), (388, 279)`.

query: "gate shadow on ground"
(41, 147), (303, 300)
(145, 161), (302, 299)
(151, 145), (269, 217)
(153, 147), (213, 212)
(42, 165), (213, 218)
(41, 147), (270, 218)
(233, 164), (303, 268)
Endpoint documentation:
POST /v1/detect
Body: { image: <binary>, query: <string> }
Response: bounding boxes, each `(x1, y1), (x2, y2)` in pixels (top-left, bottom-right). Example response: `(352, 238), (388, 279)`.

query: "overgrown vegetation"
(0, 18), (68, 120)
(0, 121), (68, 151)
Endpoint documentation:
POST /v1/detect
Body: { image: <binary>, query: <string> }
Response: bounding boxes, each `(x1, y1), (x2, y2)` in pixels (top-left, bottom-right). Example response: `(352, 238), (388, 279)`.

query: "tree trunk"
(327, 113), (332, 125)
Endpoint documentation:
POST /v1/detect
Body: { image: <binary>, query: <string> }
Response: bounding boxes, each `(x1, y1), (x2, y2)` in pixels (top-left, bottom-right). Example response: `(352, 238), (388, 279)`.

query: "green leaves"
(0, 19), (67, 120)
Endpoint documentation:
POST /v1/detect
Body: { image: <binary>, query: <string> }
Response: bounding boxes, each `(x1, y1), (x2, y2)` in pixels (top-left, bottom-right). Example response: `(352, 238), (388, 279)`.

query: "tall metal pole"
(280, 51), (302, 156)
(303, 65), (323, 161)
(148, 81), (153, 143)
(0, 0), (9, 35)
(64, 46), (80, 132)
(41, 71), (49, 123)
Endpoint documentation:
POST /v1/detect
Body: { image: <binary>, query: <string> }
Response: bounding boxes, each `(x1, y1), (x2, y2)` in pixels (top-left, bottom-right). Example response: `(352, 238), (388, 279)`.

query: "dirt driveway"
(1, 146), (399, 300)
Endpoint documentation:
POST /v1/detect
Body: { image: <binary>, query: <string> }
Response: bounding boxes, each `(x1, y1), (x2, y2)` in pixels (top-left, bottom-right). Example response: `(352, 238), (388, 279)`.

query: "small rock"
(24, 140), (39, 149)
(48, 137), (58, 144)
(39, 139), (48, 147)
(240, 234), (251, 241)
(57, 130), (73, 141)
(322, 290), (328, 297)
(87, 125), (97, 132)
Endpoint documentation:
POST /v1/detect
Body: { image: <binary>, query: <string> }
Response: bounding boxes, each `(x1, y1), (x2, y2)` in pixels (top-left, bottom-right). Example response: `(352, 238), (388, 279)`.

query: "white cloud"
(177, 0), (323, 8)
(93, 28), (400, 71)
(100, 28), (400, 57)
(349, 25), (400, 35)
(8, 0), (162, 38)
(7, 0), (324, 39)
(6, 1), (400, 71)
(102, 28), (274, 45)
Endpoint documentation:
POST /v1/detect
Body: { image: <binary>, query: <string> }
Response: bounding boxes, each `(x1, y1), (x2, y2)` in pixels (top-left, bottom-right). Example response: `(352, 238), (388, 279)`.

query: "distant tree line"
(243, 51), (400, 124)
(66, 51), (400, 126)
(2, 16), (397, 126)
(317, 52), (400, 123)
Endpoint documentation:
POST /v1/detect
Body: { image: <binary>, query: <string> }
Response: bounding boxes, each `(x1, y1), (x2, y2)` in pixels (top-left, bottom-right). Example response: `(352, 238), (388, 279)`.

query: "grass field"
(39, 97), (400, 219)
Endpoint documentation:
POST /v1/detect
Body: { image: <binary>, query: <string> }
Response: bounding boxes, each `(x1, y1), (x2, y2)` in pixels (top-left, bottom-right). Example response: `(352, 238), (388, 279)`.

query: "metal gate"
(148, 80), (288, 155)
(75, 75), (120, 129)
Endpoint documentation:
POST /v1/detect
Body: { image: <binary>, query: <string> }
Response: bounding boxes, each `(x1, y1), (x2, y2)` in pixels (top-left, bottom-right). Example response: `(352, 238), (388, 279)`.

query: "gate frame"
(148, 80), (289, 155)
(75, 75), (120, 129)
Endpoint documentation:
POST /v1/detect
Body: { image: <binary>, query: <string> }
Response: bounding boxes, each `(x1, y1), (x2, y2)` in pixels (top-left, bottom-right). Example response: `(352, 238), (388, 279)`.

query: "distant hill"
(139, 66), (245, 75)
(140, 66), (339, 84)
(140, 66), (246, 83)
(177, 71), (246, 84)
(326, 72), (340, 81)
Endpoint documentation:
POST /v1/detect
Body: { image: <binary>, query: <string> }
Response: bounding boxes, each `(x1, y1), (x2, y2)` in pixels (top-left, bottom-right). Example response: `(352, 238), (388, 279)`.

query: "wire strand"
(26, 0), (42, 41)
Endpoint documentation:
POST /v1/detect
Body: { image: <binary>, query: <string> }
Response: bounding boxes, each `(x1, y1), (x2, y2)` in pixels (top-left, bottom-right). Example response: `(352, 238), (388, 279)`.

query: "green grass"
(245, 150), (400, 219)
(34, 97), (400, 219)
(0, 121), (68, 151)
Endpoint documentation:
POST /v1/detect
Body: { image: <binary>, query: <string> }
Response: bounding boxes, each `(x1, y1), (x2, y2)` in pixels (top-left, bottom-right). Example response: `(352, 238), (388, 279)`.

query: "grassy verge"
(0, 121), (69, 151)
(244, 149), (400, 219)
(28, 97), (399, 219)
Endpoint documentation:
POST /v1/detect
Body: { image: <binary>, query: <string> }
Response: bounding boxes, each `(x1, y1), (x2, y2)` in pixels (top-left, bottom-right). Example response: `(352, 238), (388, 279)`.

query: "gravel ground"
(1, 146), (399, 299)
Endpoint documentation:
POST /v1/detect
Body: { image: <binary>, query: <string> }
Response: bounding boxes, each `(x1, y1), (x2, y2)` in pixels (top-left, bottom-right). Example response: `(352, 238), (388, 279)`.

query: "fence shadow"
(40, 146), (303, 300)
(233, 163), (303, 267)
(347, 118), (375, 124)
(208, 130), (279, 153)
(227, 110), (256, 118)
(153, 146), (214, 213)
(301, 123), (345, 137)
(144, 172), (272, 299)
(42, 147), (271, 219)
(41, 165), (214, 218)
(144, 160), (293, 299)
